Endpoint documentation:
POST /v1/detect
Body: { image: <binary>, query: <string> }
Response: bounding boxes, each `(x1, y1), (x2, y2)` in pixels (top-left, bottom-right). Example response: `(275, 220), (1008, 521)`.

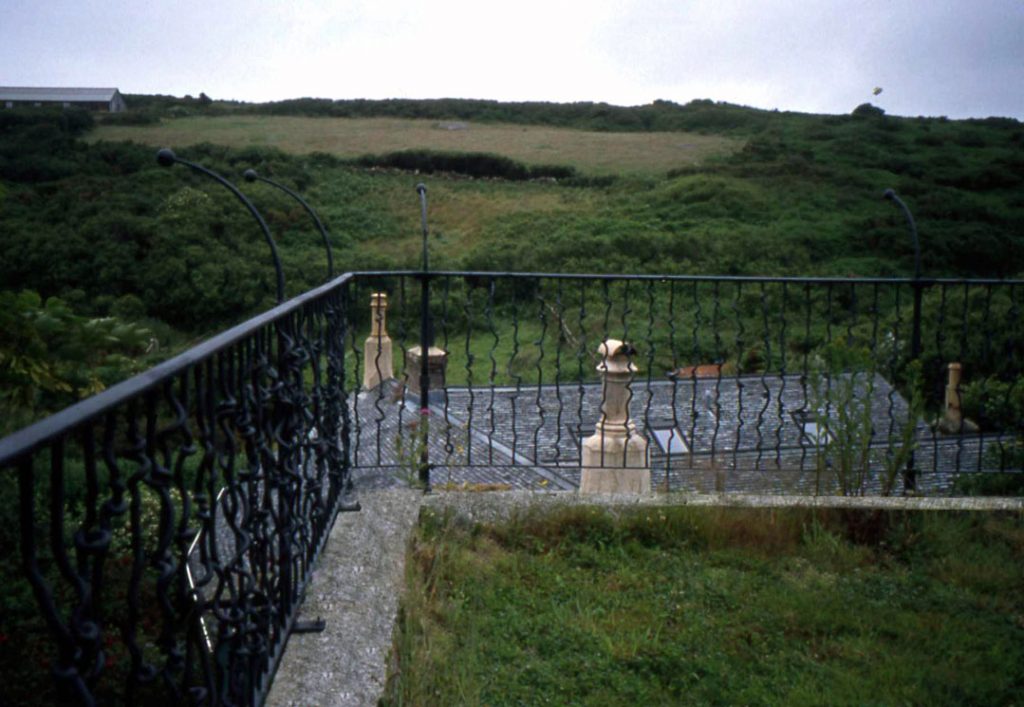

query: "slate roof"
(349, 374), (1018, 495)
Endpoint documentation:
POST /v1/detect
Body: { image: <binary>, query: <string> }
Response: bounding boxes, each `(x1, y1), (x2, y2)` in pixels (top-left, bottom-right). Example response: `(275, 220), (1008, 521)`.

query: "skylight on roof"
(794, 411), (834, 446)
(651, 427), (689, 455)
(801, 421), (831, 445)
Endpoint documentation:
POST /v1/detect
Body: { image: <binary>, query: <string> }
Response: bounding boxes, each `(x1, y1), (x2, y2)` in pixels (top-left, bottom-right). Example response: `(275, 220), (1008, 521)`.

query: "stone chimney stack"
(938, 362), (979, 434)
(944, 362), (963, 427)
(404, 345), (448, 400)
(579, 339), (651, 494)
(363, 293), (394, 390)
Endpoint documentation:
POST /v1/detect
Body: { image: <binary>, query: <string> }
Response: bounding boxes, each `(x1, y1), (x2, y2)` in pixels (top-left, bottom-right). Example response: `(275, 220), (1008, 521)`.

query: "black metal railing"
(349, 271), (1024, 496)
(0, 275), (358, 706)
(2, 269), (1023, 705)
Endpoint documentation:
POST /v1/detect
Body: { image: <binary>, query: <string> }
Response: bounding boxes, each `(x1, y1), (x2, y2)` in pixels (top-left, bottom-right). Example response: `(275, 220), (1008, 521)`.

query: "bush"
(852, 103), (886, 118)
(952, 470), (1024, 496)
(109, 293), (146, 320)
(0, 290), (150, 433)
(355, 150), (577, 181)
(961, 376), (1024, 432)
(58, 107), (95, 136)
(99, 111), (161, 126)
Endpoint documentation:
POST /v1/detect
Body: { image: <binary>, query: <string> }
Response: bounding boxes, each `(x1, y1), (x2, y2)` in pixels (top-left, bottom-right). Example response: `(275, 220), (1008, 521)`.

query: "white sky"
(2, 0), (1022, 119)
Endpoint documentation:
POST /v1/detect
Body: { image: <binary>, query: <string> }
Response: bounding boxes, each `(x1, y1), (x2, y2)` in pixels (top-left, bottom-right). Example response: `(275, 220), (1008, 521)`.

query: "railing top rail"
(355, 270), (1024, 286)
(0, 272), (356, 468)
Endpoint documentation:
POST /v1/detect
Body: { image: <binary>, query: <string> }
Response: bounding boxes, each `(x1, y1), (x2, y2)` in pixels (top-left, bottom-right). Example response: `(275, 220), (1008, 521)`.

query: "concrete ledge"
(424, 489), (1024, 524)
(267, 489), (424, 707)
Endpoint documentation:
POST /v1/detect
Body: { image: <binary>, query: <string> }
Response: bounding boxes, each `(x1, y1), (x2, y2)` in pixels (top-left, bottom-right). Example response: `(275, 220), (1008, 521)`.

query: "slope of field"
(89, 116), (737, 175)
(2, 102), (1023, 436)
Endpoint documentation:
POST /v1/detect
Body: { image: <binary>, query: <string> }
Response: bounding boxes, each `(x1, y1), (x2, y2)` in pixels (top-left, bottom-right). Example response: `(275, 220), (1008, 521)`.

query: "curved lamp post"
(884, 188), (922, 493)
(883, 189), (921, 280)
(243, 169), (334, 279)
(883, 188), (923, 358)
(157, 148), (285, 304)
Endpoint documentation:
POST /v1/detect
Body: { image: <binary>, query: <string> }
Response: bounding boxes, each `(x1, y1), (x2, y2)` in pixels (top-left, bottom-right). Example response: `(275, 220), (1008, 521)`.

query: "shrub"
(0, 290), (150, 434)
(355, 150), (577, 182)
(961, 376), (1024, 432)
(852, 103), (886, 118)
(99, 111), (161, 126)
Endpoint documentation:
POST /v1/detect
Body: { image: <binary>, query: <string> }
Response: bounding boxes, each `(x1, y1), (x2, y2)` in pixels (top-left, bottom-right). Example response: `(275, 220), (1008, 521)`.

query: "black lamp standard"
(884, 188), (923, 358)
(157, 148), (285, 304)
(243, 169), (334, 280)
(883, 189), (922, 280)
(884, 188), (922, 493)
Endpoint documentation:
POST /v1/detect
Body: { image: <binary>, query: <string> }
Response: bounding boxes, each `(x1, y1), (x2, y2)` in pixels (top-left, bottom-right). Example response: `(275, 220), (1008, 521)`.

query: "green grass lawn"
(383, 505), (1024, 706)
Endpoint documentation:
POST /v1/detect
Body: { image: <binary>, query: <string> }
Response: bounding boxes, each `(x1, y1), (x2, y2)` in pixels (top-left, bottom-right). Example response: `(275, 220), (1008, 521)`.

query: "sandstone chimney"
(404, 345), (448, 400)
(938, 362), (978, 434)
(944, 362), (963, 428)
(363, 293), (394, 390)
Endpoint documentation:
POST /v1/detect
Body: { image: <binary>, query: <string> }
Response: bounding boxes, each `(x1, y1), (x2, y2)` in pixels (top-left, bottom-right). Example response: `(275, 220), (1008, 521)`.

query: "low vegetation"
(2, 98), (1023, 433)
(90, 115), (734, 175)
(1, 97), (1023, 702)
(383, 504), (1024, 706)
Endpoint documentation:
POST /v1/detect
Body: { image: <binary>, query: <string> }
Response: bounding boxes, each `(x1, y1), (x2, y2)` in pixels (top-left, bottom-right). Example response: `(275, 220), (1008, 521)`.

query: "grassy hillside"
(5, 99), (1023, 313)
(2, 99), (1022, 429)
(90, 116), (736, 176)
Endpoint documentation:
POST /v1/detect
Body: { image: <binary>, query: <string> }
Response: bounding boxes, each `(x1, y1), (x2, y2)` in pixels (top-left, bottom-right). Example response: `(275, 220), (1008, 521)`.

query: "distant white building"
(0, 87), (127, 112)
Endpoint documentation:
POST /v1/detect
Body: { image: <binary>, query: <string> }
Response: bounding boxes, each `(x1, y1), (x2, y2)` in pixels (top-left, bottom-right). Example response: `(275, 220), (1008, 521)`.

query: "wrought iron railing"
(0, 274), (358, 706)
(349, 271), (1024, 496)
(1, 270), (1022, 705)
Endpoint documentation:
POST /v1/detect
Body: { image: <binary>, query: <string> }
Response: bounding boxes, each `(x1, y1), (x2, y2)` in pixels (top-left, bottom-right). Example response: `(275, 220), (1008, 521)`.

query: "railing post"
(885, 188), (922, 492)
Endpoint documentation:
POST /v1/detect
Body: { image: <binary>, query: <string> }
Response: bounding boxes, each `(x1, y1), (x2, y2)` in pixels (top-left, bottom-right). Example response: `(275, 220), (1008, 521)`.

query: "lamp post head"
(882, 188), (897, 201)
(156, 148), (177, 167)
(243, 169), (259, 183)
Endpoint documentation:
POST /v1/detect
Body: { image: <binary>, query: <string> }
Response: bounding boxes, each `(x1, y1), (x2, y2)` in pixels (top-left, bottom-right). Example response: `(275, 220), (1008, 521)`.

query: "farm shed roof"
(0, 87), (120, 102)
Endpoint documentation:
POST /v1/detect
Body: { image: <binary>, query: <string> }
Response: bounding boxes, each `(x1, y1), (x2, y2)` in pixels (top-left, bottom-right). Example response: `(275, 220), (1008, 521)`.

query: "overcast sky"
(2, 0), (1022, 119)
